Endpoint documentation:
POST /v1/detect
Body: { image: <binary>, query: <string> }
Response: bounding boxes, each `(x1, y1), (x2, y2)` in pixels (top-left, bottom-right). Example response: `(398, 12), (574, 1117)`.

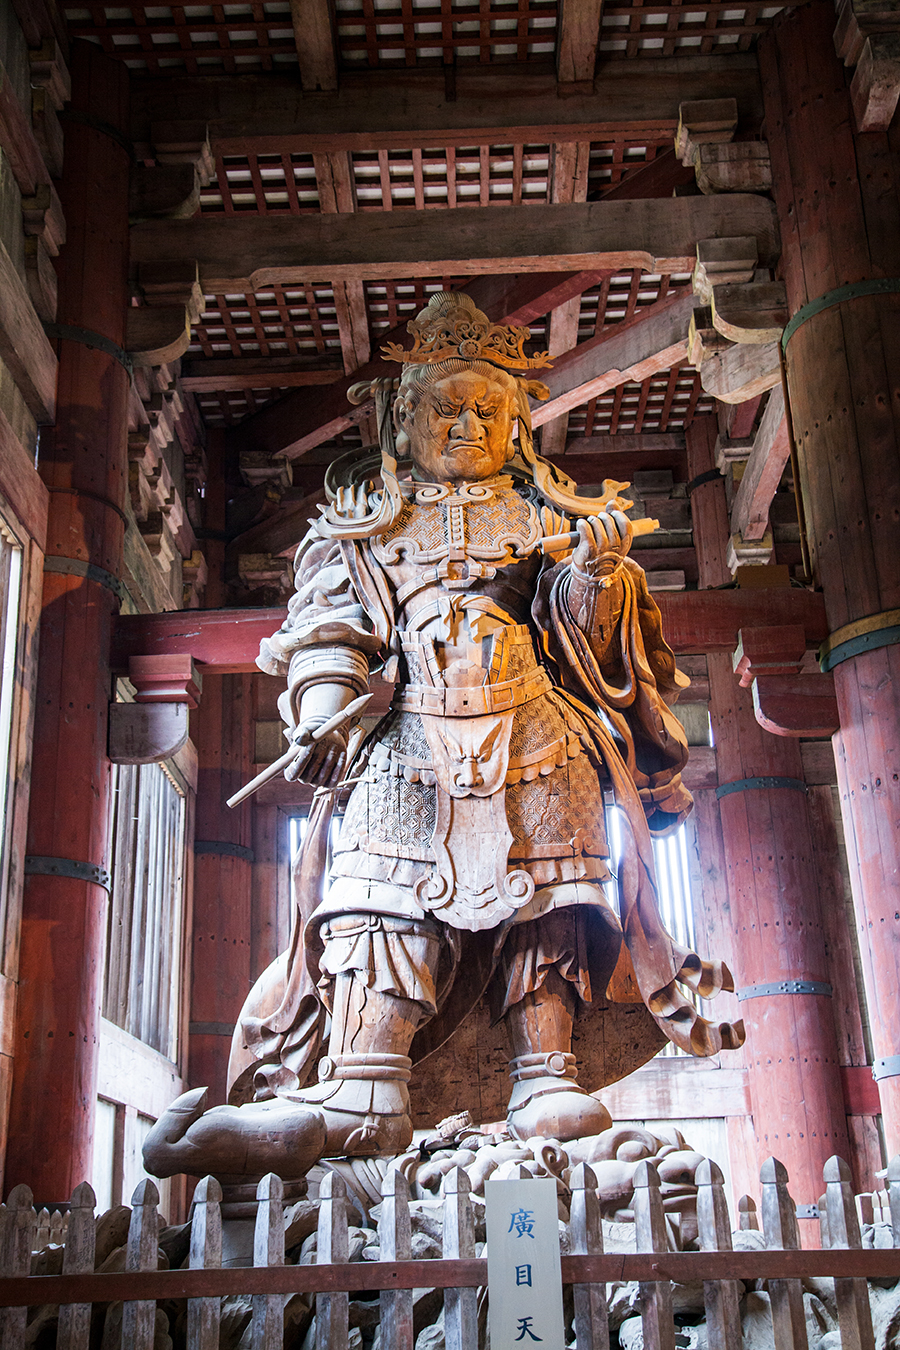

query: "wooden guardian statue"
(144, 293), (744, 1182)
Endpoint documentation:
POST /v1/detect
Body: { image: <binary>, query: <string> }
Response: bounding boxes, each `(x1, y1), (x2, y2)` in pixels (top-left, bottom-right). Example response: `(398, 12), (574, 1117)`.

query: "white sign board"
(485, 1176), (565, 1349)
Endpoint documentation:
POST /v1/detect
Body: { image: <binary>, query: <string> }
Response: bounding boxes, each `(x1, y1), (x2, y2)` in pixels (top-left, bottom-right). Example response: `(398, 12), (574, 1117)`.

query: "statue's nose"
(452, 407), (482, 439)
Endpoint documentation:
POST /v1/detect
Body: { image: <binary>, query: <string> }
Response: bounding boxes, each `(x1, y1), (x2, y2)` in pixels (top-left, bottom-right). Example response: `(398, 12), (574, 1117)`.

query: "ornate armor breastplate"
(371, 477), (543, 592)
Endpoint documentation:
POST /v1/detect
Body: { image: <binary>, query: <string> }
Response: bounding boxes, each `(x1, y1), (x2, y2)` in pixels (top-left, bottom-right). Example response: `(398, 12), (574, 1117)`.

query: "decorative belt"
(396, 666), (552, 716)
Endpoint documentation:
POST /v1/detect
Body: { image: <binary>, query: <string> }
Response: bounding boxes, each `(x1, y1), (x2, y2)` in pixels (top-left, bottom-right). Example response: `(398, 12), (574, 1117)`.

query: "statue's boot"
(280, 913), (442, 1157)
(142, 1086), (328, 1181)
(143, 915), (439, 1180)
(504, 968), (611, 1143)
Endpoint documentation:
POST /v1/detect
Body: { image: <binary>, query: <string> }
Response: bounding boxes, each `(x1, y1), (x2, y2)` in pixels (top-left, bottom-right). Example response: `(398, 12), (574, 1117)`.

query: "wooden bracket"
(129, 653), (203, 708)
(675, 99), (737, 166)
(733, 624), (806, 687)
(834, 0), (900, 131)
(108, 701), (189, 764)
(711, 281), (788, 345)
(752, 674), (840, 739)
(733, 625), (840, 737)
(694, 142), (772, 196)
(692, 237), (758, 304)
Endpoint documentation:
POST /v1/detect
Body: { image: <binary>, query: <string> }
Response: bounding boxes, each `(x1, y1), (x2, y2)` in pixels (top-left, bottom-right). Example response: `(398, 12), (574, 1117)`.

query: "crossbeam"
(532, 290), (695, 426)
(111, 589), (829, 674)
(132, 56), (764, 153)
(130, 196), (780, 294)
(2, 1246), (899, 1307)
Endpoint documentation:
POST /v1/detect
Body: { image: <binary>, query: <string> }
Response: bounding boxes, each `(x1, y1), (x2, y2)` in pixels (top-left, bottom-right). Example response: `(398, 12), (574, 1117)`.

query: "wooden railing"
(1, 1155), (900, 1349)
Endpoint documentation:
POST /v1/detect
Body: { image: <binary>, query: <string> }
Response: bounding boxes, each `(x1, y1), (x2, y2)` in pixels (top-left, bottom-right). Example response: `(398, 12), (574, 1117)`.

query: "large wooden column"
(688, 418), (850, 1226)
(759, 1), (900, 1154)
(187, 430), (254, 1105)
(4, 43), (131, 1200)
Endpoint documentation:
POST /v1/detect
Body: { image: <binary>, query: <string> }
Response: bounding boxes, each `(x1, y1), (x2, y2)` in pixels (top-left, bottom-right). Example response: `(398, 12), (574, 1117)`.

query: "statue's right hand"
(284, 718), (349, 789)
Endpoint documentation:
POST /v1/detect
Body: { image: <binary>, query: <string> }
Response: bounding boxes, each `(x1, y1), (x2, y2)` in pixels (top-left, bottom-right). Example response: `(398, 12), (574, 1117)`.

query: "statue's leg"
(143, 912), (442, 1181)
(500, 910), (612, 1143)
(281, 912), (442, 1156)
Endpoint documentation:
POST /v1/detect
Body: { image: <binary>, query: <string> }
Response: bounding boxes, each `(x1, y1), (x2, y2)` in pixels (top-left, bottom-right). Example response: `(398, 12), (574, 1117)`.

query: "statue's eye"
(478, 405), (498, 418)
(436, 403), (459, 417)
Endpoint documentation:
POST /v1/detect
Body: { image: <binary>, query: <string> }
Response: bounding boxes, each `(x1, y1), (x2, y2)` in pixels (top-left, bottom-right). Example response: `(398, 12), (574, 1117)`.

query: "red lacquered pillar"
(760, 1), (900, 1154)
(5, 43), (130, 1200)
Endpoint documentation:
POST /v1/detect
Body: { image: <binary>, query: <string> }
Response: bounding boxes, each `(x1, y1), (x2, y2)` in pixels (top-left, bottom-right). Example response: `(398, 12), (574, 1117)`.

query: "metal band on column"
(194, 840), (255, 862)
(716, 776), (807, 800)
(24, 855), (111, 891)
(819, 609), (900, 672)
(737, 979), (833, 1001)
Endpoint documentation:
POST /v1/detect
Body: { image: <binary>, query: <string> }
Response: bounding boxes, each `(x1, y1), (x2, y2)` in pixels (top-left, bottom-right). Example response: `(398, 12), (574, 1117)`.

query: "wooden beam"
(313, 152), (372, 375)
(598, 147), (696, 201)
(0, 405), (49, 550)
(132, 56), (764, 153)
(541, 140), (592, 456)
(112, 587), (828, 673)
(563, 433), (685, 455)
(730, 385), (790, 541)
(112, 606), (286, 674)
(0, 52), (52, 198)
(130, 196), (780, 293)
(531, 290), (695, 427)
(556, 0), (604, 86)
(229, 490), (326, 558)
(290, 0), (338, 93)
(0, 235), (57, 423)
(181, 355), (343, 392)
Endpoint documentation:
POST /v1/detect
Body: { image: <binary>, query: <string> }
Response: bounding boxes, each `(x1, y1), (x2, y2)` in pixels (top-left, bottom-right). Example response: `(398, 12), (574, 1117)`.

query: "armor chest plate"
(371, 479), (542, 587)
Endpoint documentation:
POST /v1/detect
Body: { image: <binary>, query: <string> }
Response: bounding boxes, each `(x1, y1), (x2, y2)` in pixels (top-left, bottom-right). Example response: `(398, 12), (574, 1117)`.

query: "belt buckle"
(491, 685), (514, 710)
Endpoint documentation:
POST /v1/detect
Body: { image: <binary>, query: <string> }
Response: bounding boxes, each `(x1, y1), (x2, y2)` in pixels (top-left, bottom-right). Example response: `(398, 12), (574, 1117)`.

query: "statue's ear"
(524, 380), (550, 401)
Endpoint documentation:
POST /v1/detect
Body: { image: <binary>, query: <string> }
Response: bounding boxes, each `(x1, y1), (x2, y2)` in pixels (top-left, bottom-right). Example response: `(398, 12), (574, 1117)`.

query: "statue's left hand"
(571, 510), (633, 579)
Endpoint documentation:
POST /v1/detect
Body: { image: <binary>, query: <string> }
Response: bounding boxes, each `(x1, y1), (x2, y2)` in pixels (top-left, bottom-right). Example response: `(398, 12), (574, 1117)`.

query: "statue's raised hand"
(571, 510), (633, 581)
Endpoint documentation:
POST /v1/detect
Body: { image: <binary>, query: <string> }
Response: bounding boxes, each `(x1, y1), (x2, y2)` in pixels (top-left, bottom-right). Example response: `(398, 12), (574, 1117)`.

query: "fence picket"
(695, 1160), (742, 1350)
(188, 1176), (222, 1350)
(58, 1181), (96, 1350)
(122, 1178), (160, 1350)
(760, 1158), (808, 1350)
(632, 1160), (675, 1350)
(887, 1156), (900, 1247)
(0, 1184), (36, 1348)
(818, 1193), (830, 1250)
(443, 1166), (478, 1350)
(252, 1173), (285, 1350)
(380, 1167), (414, 1350)
(823, 1157), (876, 1350)
(738, 1195), (760, 1230)
(317, 1170), (349, 1350)
(569, 1161), (609, 1350)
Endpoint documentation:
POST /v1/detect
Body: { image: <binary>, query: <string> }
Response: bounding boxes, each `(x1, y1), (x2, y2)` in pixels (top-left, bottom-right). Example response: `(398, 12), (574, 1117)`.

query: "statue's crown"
(381, 291), (552, 371)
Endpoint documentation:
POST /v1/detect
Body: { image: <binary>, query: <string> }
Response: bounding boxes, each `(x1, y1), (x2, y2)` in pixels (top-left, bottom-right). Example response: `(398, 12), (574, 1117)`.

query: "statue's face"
(404, 370), (515, 484)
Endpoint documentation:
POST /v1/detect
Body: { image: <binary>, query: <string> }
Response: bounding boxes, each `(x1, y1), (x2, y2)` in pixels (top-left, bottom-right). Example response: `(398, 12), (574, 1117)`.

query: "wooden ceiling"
(56, 1), (797, 588)
(64, 1), (783, 77)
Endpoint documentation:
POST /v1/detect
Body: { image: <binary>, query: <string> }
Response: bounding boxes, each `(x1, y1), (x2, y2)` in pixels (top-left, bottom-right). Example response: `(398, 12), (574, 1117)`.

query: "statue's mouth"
(444, 441), (486, 452)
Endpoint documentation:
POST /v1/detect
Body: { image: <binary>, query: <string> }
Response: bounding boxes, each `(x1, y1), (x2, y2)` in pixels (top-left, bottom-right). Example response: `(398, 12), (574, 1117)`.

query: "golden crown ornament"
(381, 292), (551, 371)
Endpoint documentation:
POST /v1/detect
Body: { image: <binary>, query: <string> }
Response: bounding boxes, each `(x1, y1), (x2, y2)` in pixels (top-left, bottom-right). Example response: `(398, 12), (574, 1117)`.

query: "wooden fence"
(1, 1154), (900, 1349)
